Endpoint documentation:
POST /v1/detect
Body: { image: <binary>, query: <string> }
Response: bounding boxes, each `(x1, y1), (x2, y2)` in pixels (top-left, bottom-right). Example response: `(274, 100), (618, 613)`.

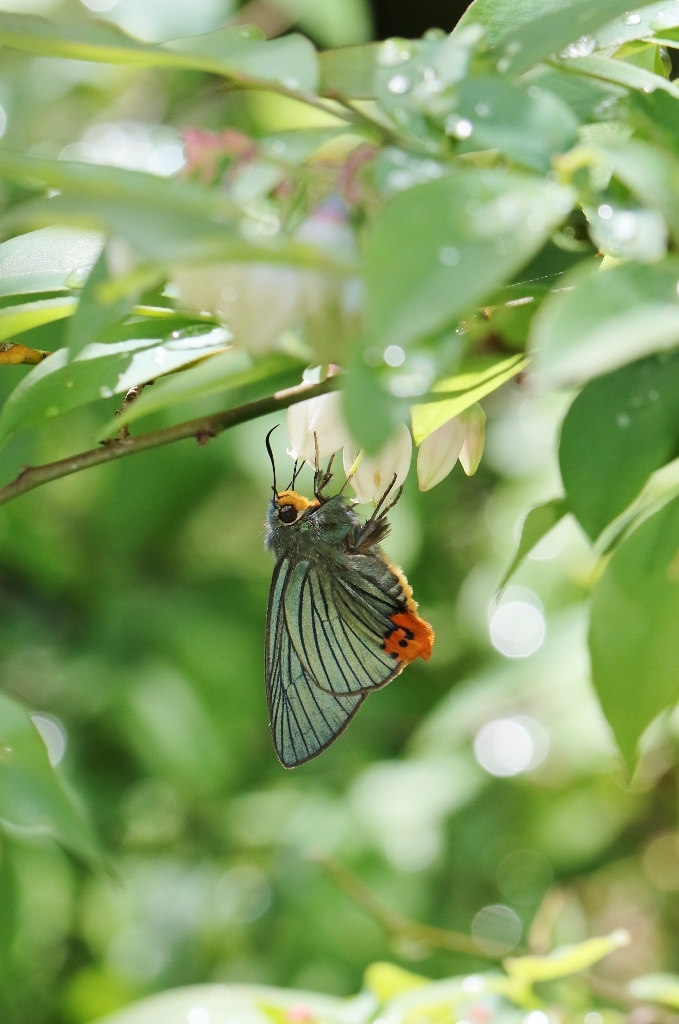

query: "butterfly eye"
(278, 504), (299, 525)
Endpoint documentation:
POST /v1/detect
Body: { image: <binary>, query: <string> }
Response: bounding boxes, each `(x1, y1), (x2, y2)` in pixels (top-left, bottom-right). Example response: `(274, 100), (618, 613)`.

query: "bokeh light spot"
(471, 904), (522, 956)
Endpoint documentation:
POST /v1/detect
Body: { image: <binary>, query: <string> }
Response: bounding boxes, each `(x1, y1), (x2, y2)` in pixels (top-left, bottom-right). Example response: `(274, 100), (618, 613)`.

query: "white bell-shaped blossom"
(417, 416), (466, 491)
(343, 423), (412, 504)
(459, 404), (486, 476)
(286, 391), (351, 466)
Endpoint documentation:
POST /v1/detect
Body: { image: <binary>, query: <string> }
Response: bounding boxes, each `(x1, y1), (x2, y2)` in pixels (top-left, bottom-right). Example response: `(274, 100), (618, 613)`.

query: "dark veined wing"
(274, 550), (406, 696)
(266, 556), (365, 767)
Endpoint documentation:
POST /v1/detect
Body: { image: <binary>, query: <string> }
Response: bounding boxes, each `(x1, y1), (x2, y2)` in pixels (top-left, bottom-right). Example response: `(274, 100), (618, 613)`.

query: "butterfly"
(264, 427), (434, 768)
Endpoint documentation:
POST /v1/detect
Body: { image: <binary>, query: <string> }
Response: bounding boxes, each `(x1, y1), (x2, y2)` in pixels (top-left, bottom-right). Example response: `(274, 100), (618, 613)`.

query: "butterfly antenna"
(265, 425), (280, 498)
(287, 459), (300, 491)
(370, 473), (398, 521)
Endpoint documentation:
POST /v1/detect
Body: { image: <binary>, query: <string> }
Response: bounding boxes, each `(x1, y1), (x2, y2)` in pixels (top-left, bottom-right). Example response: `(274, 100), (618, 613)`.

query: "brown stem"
(0, 376), (338, 509)
(315, 854), (503, 960)
(114, 383), (148, 441)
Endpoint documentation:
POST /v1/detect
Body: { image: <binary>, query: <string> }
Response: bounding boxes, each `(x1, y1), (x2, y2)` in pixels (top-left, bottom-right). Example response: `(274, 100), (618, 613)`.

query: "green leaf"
(0, 13), (319, 91)
(98, 349), (301, 437)
(66, 248), (136, 357)
(553, 54), (679, 100)
(504, 930), (630, 982)
(523, 65), (627, 120)
(629, 974), (679, 1009)
(342, 354), (394, 454)
(0, 226), (103, 298)
(366, 170), (575, 349)
(319, 43), (379, 99)
(411, 354), (529, 445)
(499, 498), (569, 589)
(590, 493), (679, 771)
(364, 963), (428, 1002)
(531, 258), (679, 388)
(595, 2), (679, 48)
(454, 77), (580, 172)
(274, 0), (372, 47)
(559, 353), (679, 540)
(600, 141), (679, 241)
(0, 327), (231, 447)
(491, 0), (649, 75)
(455, 0), (580, 46)
(0, 690), (99, 863)
(0, 296), (76, 343)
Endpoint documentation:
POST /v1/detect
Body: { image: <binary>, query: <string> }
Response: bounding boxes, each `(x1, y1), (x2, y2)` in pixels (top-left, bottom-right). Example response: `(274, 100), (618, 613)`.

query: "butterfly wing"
(266, 556), (365, 768)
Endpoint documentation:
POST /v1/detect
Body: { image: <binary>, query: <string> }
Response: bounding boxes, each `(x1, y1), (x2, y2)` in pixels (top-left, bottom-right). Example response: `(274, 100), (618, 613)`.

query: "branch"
(315, 854), (503, 960)
(0, 375), (338, 509)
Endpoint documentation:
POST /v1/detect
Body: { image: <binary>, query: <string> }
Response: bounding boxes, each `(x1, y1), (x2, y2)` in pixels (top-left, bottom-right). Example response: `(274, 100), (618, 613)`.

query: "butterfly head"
(274, 490), (320, 526)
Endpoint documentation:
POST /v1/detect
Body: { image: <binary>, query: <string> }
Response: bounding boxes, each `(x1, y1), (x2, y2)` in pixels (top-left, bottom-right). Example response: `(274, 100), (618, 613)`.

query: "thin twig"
(315, 854), (502, 960)
(114, 383), (149, 441)
(0, 376), (338, 509)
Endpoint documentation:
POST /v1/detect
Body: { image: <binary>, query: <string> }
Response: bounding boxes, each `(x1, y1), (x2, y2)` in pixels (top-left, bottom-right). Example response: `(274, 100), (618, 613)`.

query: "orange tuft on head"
(276, 490), (320, 512)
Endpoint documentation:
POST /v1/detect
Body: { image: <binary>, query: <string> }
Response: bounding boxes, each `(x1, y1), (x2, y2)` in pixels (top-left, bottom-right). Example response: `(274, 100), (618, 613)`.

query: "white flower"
(417, 416), (466, 491)
(415, 404), (486, 490)
(286, 391), (351, 466)
(459, 404), (486, 476)
(343, 423), (412, 504)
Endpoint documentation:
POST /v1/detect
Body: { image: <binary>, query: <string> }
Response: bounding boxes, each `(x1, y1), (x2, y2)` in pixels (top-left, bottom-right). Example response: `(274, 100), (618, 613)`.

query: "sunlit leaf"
(553, 55), (679, 100)
(274, 0), (372, 47)
(590, 494), (679, 771)
(499, 498), (568, 589)
(66, 248), (137, 357)
(600, 141), (679, 241)
(0, 691), (99, 863)
(530, 258), (679, 388)
(366, 171), (574, 350)
(0, 13), (319, 91)
(629, 974), (679, 1009)
(99, 350), (304, 437)
(0, 328), (231, 446)
(411, 355), (528, 445)
(0, 296), (76, 343)
(364, 963), (429, 1002)
(0, 226), (102, 298)
(595, 2), (679, 48)
(504, 930), (630, 982)
(559, 352), (679, 539)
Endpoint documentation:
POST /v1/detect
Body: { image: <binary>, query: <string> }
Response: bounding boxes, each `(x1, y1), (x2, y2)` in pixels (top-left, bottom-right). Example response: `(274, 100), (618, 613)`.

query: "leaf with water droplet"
(499, 498), (569, 590)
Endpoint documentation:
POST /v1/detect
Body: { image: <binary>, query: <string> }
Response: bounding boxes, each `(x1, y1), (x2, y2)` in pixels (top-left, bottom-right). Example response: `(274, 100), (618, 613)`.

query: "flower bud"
(286, 391), (351, 466)
(417, 415), (466, 491)
(343, 423), (412, 504)
(459, 404), (486, 476)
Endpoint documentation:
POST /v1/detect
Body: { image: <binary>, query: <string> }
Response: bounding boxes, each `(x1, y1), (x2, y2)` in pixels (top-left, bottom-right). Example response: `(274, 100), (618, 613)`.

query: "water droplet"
(622, 11), (642, 24)
(497, 57), (510, 72)
(527, 85), (541, 99)
(561, 35), (596, 58)
(271, 139), (286, 154)
(45, 406), (59, 418)
(439, 245), (461, 266)
(387, 73), (410, 95)
(281, 76), (300, 90)
(449, 117), (473, 139)
(99, 386), (113, 399)
(650, 5), (679, 30)
(423, 27), (446, 40)
(617, 412), (631, 428)
(65, 266), (89, 289)
(377, 38), (411, 66)
(65, 380), (74, 389)
(649, 389), (660, 401)
(154, 348), (166, 366)
(474, 102), (490, 117)
(598, 203), (613, 219)
(643, 85), (653, 93)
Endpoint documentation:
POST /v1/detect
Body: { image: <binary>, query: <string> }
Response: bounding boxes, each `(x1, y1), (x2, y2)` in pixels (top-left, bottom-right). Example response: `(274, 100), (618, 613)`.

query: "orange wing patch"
(381, 560), (434, 665)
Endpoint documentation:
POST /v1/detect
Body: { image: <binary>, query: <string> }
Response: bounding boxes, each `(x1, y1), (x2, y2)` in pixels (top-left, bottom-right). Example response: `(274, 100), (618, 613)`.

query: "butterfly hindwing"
(266, 557), (366, 767)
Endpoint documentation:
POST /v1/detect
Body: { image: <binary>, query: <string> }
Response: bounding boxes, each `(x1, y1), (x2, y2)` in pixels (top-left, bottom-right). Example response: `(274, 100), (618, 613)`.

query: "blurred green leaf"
(66, 248), (136, 357)
(364, 963), (429, 1002)
(601, 141), (679, 241)
(99, 349), (302, 437)
(0, 691), (99, 863)
(455, 77), (580, 172)
(0, 226), (102, 298)
(0, 296), (76, 343)
(559, 353), (679, 539)
(274, 0), (372, 47)
(629, 973), (679, 1008)
(491, 0), (651, 76)
(590, 493), (679, 771)
(343, 352), (394, 454)
(366, 171), (574, 349)
(411, 354), (529, 445)
(595, 2), (679, 48)
(531, 259), (679, 388)
(0, 13), (319, 91)
(553, 54), (679, 99)
(504, 929), (630, 981)
(499, 498), (568, 588)
(319, 43), (379, 98)
(0, 328), (231, 446)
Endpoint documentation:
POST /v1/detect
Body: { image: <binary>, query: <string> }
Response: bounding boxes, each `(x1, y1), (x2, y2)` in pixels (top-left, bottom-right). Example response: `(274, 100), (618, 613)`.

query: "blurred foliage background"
(0, 0), (678, 1023)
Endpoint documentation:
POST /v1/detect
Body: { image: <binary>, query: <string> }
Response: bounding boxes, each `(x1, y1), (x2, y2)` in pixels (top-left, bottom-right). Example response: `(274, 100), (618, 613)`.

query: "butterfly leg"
(313, 433), (335, 500)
